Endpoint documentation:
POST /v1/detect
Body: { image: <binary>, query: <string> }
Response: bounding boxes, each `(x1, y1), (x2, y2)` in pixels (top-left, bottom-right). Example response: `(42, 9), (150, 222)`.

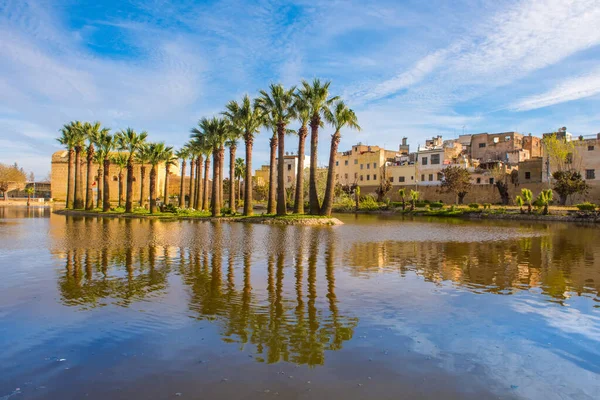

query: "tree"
(398, 188), (407, 211)
(292, 90), (311, 214)
(491, 166), (510, 205)
(190, 124), (212, 211)
(147, 143), (172, 214)
(92, 130), (113, 209)
(321, 101), (360, 216)
(440, 166), (472, 204)
(536, 189), (553, 215)
(57, 123), (77, 208)
(0, 163), (27, 200)
(521, 188), (533, 213)
(515, 195), (524, 214)
(410, 190), (420, 211)
(234, 157), (245, 205)
(225, 132), (241, 213)
(70, 121), (85, 209)
(552, 170), (589, 205)
(93, 150), (104, 209)
(135, 143), (152, 208)
(223, 95), (264, 216)
(116, 128), (148, 213)
(256, 84), (297, 216)
(96, 132), (115, 212)
(83, 122), (108, 210)
(298, 79), (339, 215)
(25, 186), (35, 206)
(175, 146), (190, 208)
(111, 153), (128, 207)
(162, 147), (177, 205)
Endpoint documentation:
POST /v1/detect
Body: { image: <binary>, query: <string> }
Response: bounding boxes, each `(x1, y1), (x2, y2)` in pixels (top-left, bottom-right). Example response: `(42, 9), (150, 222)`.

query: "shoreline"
(53, 209), (343, 226)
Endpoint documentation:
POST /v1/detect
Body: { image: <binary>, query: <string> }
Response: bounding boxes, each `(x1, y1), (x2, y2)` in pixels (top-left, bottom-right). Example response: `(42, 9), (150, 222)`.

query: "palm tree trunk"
(229, 145), (236, 212)
(150, 165), (157, 213)
(66, 148), (74, 208)
(27, 193), (31, 207)
(196, 156), (203, 210)
(179, 160), (186, 208)
(203, 157), (210, 211)
(118, 172), (124, 207)
(211, 151), (220, 217)
(103, 158), (111, 211)
(243, 135), (254, 216)
(219, 147), (224, 211)
(321, 131), (341, 216)
(309, 118), (321, 214)
(276, 123), (287, 216)
(188, 157), (195, 208)
(73, 147), (83, 209)
(294, 126), (308, 214)
(268, 134), (277, 214)
(163, 164), (170, 204)
(96, 166), (102, 208)
(139, 165), (146, 207)
(125, 158), (134, 212)
(85, 145), (95, 210)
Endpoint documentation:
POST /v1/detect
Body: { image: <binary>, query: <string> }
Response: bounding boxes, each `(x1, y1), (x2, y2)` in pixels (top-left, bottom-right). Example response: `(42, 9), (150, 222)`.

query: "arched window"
(113, 176), (118, 182)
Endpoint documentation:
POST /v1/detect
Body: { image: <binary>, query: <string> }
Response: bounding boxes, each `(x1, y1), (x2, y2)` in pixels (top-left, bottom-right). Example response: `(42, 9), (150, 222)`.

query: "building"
(335, 143), (399, 187)
(469, 131), (540, 165)
(253, 153), (310, 189)
(51, 150), (179, 202)
(7, 182), (52, 199)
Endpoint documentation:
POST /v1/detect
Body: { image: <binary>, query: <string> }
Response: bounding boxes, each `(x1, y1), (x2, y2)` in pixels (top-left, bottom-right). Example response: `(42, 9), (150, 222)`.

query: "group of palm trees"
(57, 78), (360, 217)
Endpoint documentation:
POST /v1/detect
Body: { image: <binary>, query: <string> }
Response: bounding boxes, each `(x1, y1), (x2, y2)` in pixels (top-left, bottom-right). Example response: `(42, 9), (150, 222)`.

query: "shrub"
(468, 203), (480, 209)
(429, 202), (444, 209)
(576, 202), (597, 211)
(359, 196), (380, 211)
(334, 193), (355, 211)
(414, 201), (427, 208)
(163, 203), (177, 213)
(483, 203), (492, 210)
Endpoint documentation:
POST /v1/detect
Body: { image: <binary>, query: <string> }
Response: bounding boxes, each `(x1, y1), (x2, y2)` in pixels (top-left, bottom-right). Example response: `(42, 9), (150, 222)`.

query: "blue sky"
(1, 0), (600, 179)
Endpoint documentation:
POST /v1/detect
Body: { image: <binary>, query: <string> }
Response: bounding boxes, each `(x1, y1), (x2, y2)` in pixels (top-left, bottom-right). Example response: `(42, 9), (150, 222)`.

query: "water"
(1, 207), (599, 399)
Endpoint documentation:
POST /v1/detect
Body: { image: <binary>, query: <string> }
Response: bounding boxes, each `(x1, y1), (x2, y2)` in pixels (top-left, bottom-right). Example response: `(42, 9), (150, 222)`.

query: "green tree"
(398, 188), (407, 211)
(552, 170), (589, 205)
(57, 123), (77, 208)
(234, 157), (245, 205)
(135, 143), (152, 207)
(83, 122), (109, 210)
(321, 101), (360, 216)
(298, 79), (339, 215)
(96, 132), (115, 212)
(536, 189), (553, 215)
(162, 147), (177, 205)
(515, 195), (524, 213)
(256, 84), (297, 216)
(25, 186), (35, 207)
(69, 121), (86, 209)
(410, 190), (420, 211)
(223, 95), (264, 216)
(520, 188), (533, 214)
(175, 146), (190, 208)
(440, 166), (471, 204)
(116, 128), (148, 213)
(292, 90), (311, 214)
(0, 163), (27, 201)
(111, 153), (128, 207)
(147, 143), (172, 213)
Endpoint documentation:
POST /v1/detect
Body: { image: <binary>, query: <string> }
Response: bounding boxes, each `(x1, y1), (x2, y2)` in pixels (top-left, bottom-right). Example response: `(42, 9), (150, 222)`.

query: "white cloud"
(511, 68), (600, 111)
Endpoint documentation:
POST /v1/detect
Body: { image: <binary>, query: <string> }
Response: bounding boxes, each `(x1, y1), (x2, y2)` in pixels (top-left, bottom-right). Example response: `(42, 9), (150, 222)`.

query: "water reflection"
(53, 219), (358, 366)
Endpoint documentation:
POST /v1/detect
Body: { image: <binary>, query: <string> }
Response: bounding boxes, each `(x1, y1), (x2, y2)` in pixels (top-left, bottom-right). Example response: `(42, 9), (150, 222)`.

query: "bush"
(414, 201), (427, 208)
(576, 202), (597, 211)
(334, 193), (355, 211)
(483, 203), (491, 210)
(359, 196), (380, 211)
(468, 203), (480, 209)
(163, 203), (177, 213)
(429, 202), (444, 209)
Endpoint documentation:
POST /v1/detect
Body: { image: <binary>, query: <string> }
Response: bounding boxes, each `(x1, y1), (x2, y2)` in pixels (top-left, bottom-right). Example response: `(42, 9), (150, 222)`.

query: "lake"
(1, 207), (599, 399)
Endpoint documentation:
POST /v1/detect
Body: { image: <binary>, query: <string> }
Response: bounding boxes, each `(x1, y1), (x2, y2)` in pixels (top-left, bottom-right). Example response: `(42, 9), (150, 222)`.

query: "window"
(428, 174), (433, 181)
(344, 173), (348, 179)
(586, 169), (595, 179)
(345, 160), (349, 165)
(354, 159), (358, 164)
(588, 145), (595, 151)
(288, 164), (292, 170)
(335, 161), (339, 166)
(367, 175), (370, 181)
(421, 157), (428, 165)
(437, 172), (443, 181)
(525, 172), (531, 180)
(373, 163), (377, 168)
(360, 175), (363, 181)
(476, 177), (481, 184)
(479, 143), (486, 148)
(373, 174), (377, 180)
(493, 137), (499, 143)
(367, 163), (370, 169)
(421, 174), (425, 182)
(390, 177), (394, 183)
(410, 176), (414, 180)
(113, 176), (118, 182)
(335, 174), (338, 180)
(132, 177), (136, 182)
(431, 154), (440, 165)
(354, 173), (358, 179)
(489, 178), (494, 184)
(360, 164), (363, 170)
(505, 136), (511, 141)
(288, 176), (292, 182)
(399, 176), (405, 183)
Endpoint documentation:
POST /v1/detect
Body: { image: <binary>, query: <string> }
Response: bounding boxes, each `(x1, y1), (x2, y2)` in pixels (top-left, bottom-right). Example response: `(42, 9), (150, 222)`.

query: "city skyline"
(1, 0), (600, 178)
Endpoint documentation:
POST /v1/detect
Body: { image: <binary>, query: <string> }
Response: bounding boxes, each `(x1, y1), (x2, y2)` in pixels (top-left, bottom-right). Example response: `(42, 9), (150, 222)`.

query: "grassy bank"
(53, 208), (343, 226)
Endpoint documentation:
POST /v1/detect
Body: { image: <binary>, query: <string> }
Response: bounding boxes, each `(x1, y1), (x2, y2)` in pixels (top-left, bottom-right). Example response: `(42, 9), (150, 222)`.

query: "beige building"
(335, 144), (399, 187)
(254, 154), (310, 189)
(51, 150), (179, 203)
(470, 132), (541, 164)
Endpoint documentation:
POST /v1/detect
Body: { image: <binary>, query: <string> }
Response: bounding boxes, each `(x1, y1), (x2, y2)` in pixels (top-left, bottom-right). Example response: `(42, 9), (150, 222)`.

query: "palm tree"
(521, 188), (533, 214)
(111, 153), (128, 207)
(96, 132), (115, 212)
(225, 126), (242, 213)
(264, 121), (278, 214)
(25, 186), (34, 207)
(223, 95), (264, 216)
(116, 128), (148, 212)
(136, 143), (152, 208)
(292, 93), (311, 214)
(234, 157), (245, 205)
(162, 147), (177, 205)
(516, 195), (524, 214)
(83, 122), (108, 210)
(398, 188), (407, 211)
(175, 146), (190, 208)
(186, 145), (196, 209)
(256, 84), (297, 216)
(410, 190), (420, 211)
(93, 150), (103, 208)
(57, 123), (77, 208)
(298, 79), (339, 215)
(536, 189), (553, 215)
(70, 121), (85, 209)
(147, 143), (172, 214)
(321, 101), (360, 216)
(190, 126), (211, 210)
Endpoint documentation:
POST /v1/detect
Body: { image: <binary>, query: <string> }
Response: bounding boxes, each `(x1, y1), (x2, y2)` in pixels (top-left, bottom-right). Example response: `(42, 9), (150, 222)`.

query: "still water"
(1, 207), (599, 399)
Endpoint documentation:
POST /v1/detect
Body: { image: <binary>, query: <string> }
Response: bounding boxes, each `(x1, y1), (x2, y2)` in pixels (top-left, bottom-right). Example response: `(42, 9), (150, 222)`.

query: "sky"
(1, 0), (600, 179)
